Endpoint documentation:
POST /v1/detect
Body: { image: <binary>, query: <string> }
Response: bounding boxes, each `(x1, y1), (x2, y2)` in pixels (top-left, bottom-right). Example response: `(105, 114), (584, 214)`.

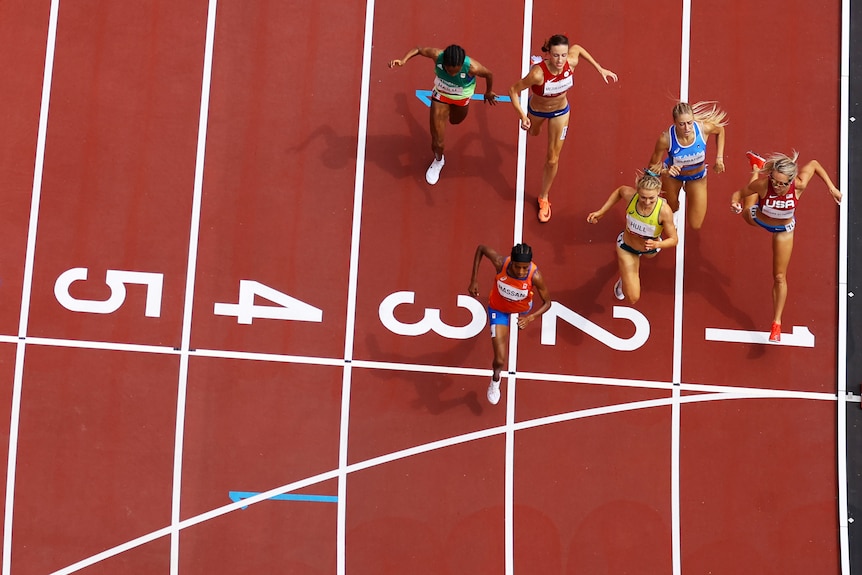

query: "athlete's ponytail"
(635, 171), (663, 192)
(762, 151), (800, 179)
(672, 101), (728, 127)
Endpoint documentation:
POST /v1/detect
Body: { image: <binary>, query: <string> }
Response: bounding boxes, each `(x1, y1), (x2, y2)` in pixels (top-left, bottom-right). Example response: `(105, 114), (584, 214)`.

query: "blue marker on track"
(415, 90), (511, 107)
(229, 490), (338, 510)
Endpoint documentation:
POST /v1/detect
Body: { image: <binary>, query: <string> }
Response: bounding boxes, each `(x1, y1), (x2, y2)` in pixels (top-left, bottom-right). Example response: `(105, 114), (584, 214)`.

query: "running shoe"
(769, 322), (781, 343)
(487, 378), (501, 405)
(746, 151), (766, 170)
(613, 278), (625, 301)
(530, 55), (543, 65)
(425, 156), (445, 185)
(538, 197), (552, 222)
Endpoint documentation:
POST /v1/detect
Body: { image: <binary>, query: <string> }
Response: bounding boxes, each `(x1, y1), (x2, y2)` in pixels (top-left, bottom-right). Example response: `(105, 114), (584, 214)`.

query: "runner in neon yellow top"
(587, 170), (678, 304)
(389, 45), (497, 185)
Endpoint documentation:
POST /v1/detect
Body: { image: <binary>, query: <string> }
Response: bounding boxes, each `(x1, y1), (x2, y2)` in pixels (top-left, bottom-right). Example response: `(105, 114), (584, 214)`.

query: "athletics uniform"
(750, 179), (798, 233)
(487, 257), (537, 332)
(431, 53), (476, 106)
(528, 60), (573, 119)
(617, 195), (664, 255)
(665, 122), (708, 181)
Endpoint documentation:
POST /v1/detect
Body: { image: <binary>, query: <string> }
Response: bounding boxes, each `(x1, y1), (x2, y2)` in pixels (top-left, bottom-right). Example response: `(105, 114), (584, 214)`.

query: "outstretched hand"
(388, 59), (404, 68)
(484, 91), (498, 105)
(601, 68), (618, 84)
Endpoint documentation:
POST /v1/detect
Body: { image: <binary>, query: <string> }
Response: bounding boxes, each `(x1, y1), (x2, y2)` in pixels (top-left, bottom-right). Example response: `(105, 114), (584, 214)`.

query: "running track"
(0, 0), (853, 574)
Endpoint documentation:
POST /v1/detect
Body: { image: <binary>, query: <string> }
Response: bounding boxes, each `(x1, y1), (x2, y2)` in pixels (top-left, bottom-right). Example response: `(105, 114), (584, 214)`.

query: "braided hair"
(511, 243), (533, 263)
(442, 45), (466, 68)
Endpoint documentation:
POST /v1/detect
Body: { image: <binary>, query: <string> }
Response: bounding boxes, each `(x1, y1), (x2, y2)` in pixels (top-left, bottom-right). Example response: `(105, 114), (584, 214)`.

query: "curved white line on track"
(49, 389), (834, 575)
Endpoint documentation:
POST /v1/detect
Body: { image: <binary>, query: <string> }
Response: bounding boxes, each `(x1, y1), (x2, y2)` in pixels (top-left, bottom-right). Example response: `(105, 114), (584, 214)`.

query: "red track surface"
(0, 0), (843, 573)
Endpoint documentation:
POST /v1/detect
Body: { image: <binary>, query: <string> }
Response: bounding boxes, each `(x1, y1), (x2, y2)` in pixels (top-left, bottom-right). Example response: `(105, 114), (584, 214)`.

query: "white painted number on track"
(214, 280), (323, 325)
(379, 291), (487, 339)
(378, 293), (651, 351)
(540, 302), (650, 351)
(54, 268), (164, 317)
(705, 326), (815, 347)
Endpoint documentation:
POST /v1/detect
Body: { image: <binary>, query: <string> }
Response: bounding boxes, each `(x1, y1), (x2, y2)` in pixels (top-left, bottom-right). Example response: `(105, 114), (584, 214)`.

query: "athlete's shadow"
(684, 229), (766, 359)
(545, 258), (621, 347)
(289, 92), (513, 207)
(390, 92), (515, 205)
(288, 93), (423, 181)
(452, 102), (517, 200)
(362, 334), (484, 416)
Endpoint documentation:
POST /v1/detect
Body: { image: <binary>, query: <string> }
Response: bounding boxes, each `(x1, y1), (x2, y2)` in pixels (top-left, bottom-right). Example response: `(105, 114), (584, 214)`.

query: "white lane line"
(169, 0), (218, 572)
(507, 3), (533, 572)
(0, 332), (840, 401)
(337, 0), (377, 571)
(193, 347), (344, 366)
(3, 1), (60, 573)
(505, 325), (518, 575)
(513, 0), (532, 245)
(837, 0), (850, 572)
(672, 1), (692, 572)
(671, 386), (681, 573)
(22, 336), (178, 355)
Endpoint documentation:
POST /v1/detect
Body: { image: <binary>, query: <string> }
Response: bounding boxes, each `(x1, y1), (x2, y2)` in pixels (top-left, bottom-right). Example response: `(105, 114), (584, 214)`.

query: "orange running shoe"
(746, 151), (766, 170)
(538, 197), (552, 222)
(769, 322), (781, 342)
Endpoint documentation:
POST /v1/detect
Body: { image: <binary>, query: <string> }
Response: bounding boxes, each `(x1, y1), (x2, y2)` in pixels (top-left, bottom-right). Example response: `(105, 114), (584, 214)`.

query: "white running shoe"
(530, 55), (543, 65)
(425, 156), (445, 185)
(487, 379), (501, 405)
(613, 278), (625, 301)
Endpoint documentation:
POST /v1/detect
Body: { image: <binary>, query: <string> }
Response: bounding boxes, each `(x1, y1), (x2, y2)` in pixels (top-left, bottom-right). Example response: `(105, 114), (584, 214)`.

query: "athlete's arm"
(468, 245), (505, 297)
(568, 44), (618, 83)
(646, 203), (678, 251)
(508, 67), (545, 130)
(468, 58), (498, 105)
(517, 270), (551, 329)
(649, 132), (679, 177)
(704, 121), (726, 173)
(795, 159), (842, 203)
(587, 186), (631, 224)
(388, 46), (441, 68)
(730, 178), (766, 213)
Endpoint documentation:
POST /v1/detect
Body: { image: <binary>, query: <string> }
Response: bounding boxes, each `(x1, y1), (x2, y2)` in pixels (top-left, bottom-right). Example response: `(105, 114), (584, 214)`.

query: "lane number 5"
(54, 268), (164, 317)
